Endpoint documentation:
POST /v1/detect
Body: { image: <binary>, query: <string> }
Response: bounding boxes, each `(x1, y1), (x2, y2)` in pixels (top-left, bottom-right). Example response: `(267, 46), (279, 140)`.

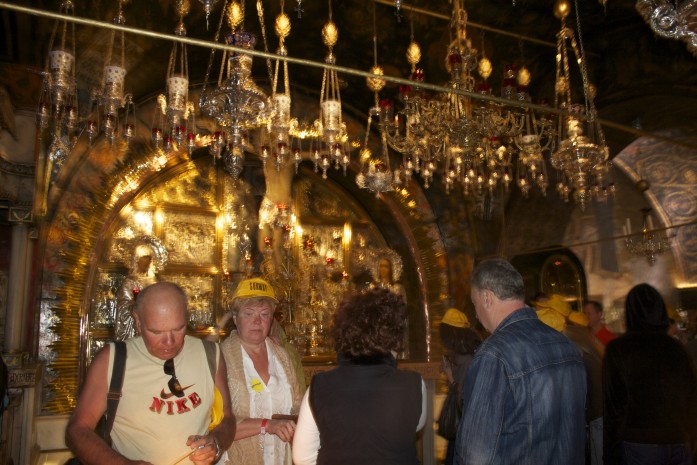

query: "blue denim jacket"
(455, 307), (587, 465)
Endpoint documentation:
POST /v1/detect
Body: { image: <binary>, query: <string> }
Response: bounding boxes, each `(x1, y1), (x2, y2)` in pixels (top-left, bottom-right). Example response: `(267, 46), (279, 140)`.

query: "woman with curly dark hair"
(292, 288), (426, 465)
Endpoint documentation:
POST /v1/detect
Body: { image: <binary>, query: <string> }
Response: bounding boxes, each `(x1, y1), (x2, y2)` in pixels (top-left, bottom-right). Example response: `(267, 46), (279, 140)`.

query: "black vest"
(309, 354), (422, 465)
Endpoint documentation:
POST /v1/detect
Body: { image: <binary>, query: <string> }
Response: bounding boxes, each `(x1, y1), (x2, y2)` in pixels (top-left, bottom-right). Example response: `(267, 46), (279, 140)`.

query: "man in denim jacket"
(455, 259), (586, 465)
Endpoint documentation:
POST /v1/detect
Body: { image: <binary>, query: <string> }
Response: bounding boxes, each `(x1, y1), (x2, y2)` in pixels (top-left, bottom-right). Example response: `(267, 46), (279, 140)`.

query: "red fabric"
(595, 326), (618, 346)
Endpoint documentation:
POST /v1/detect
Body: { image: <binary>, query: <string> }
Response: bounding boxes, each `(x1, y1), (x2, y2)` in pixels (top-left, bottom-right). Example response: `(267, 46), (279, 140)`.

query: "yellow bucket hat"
(442, 308), (470, 328)
(536, 307), (566, 332)
(535, 294), (572, 317)
(232, 278), (278, 302)
(568, 311), (589, 327)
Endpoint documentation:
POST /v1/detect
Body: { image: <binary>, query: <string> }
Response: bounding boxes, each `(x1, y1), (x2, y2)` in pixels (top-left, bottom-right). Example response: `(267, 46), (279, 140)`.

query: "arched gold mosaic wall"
(38, 139), (448, 413)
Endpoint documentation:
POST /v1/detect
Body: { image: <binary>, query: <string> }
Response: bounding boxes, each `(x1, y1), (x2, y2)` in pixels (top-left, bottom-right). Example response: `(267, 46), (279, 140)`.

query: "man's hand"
(186, 435), (220, 465)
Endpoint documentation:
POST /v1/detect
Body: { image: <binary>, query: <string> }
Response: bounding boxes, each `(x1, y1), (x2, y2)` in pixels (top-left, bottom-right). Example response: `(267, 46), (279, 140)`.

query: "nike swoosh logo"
(160, 384), (195, 399)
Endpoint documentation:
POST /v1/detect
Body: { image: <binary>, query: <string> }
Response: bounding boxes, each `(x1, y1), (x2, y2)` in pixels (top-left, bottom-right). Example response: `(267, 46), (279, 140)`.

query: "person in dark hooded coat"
(603, 283), (697, 465)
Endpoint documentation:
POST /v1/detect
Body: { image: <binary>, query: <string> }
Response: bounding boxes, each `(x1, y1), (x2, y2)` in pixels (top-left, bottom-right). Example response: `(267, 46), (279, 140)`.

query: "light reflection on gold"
(342, 222), (352, 270)
(133, 211), (153, 233)
(120, 204), (133, 219)
(155, 209), (165, 227)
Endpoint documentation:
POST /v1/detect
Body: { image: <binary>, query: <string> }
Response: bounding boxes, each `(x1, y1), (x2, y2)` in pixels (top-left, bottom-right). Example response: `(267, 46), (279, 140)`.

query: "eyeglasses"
(164, 358), (185, 398)
(239, 309), (274, 320)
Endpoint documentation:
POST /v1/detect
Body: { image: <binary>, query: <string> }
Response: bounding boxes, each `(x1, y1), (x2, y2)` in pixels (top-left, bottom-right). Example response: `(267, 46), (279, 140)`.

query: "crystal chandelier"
(624, 208), (672, 265)
(378, 5), (473, 191)
(514, 108), (553, 197)
(199, 0), (271, 178)
(153, 0), (198, 156)
(87, 0), (135, 146)
(550, 0), (615, 210)
(377, 0), (553, 206)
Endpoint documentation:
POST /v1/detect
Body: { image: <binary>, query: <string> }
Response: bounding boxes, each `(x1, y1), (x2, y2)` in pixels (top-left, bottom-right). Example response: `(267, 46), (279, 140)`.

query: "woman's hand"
(266, 418), (296, 443)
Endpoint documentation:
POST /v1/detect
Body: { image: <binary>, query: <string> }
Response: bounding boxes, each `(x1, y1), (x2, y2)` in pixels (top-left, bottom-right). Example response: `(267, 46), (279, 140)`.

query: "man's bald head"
(135, 282), (188, 318)
(133, 282), (189, 360)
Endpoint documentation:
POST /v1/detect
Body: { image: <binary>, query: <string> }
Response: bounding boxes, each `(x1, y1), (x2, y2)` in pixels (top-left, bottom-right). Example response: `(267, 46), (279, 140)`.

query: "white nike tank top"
(108, 335), (216, 465)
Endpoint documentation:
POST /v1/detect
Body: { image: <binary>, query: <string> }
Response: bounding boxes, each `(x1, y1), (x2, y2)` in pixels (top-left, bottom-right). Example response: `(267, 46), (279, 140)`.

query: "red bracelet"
(260, 418), (268, 436)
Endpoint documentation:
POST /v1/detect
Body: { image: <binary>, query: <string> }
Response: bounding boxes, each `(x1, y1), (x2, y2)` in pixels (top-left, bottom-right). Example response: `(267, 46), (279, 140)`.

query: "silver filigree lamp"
(87, 0), (135, 146)
(259, 8), (299, 173)
(550, 0), (615, 211)
(636, 0), (697, 56)
(624, 208), (673, 265)
(37, 1), (78, 137)
(200, 7), (270, 179)
(155, 0), (197, 156)
(357, 8), (393, 197)
(313, 3), (350, 179)
(35, 0), (79, 217)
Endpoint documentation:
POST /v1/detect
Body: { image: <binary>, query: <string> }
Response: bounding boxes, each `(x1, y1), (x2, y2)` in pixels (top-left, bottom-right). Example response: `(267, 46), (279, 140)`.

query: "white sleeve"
(416, 378), (427, 431)
(292, 387), (320, 465)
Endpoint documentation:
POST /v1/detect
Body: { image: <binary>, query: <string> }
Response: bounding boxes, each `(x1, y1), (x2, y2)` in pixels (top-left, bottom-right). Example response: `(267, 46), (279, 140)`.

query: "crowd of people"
(65, 258), (697, 465)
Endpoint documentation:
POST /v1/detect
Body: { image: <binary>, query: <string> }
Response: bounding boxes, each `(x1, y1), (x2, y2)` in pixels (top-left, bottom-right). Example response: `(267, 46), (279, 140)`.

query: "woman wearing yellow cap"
(220, 278), (303, 465)
(438, 308), (482, 465)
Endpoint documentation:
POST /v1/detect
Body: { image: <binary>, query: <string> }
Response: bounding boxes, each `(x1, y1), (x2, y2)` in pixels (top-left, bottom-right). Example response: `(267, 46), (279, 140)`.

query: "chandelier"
(86, 0), (135, 147)
(356, 3), (393, 197)
(34, 0), (139, 217)
(368, 0), (617, 212)
(376, 0), (554, 207)
(549, 0), (615, 211)
(154, 0), (198, 156)
(199, 0), (271, 178)
(21, 0), (623, 217)
(35, 0), (79, 216)
(258, 5), (303, 173)
(624, 208), (672, 265)
(311, 2), (351, 180)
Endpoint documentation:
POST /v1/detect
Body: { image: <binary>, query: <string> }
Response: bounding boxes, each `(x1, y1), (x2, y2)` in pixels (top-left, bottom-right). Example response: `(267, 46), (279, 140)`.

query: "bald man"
(66, 282), (235, 465)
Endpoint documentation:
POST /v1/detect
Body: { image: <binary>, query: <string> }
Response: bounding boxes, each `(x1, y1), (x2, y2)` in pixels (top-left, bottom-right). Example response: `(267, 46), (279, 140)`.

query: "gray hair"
(469, 259), (525, 302)
(231, 296), (277, 315)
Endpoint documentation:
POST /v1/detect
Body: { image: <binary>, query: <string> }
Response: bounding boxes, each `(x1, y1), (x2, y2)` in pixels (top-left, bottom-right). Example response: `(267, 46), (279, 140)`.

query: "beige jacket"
(221, 331), (303, 465)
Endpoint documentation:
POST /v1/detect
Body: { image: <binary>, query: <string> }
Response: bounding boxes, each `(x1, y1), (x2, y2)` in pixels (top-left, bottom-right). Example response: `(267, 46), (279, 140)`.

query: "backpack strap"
(202, 339), (218, 381)
(103, 341), (126, 446)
